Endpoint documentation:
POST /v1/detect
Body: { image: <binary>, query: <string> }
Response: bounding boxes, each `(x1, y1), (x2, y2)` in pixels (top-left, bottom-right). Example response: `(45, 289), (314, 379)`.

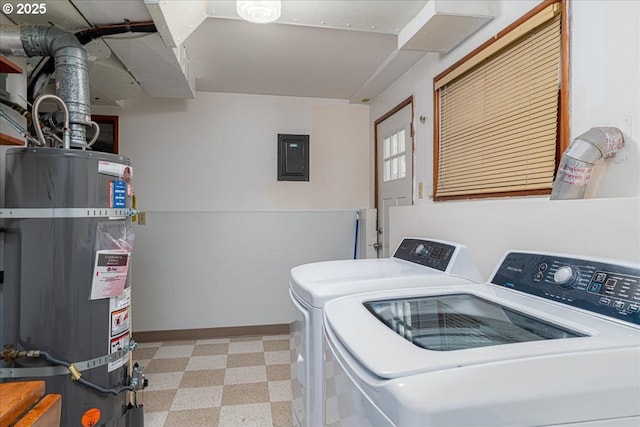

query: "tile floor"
(134, 334), (293, 427)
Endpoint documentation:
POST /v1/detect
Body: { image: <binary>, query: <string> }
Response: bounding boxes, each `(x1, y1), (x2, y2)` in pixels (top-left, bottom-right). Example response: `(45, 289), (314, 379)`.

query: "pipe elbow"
(48, 28), (84, 56)
(563, 127), (625, 165)
(550, 127), (625, 200)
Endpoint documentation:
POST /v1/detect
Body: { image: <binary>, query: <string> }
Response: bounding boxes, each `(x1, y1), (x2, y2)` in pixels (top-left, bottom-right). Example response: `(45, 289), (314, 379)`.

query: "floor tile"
(227, 352), (265, 368)
(145, 371), (184, 391)
(137, 341), (162, 348)
(224, 366), (267, 385)
(196, 337), (230, 345)
(218, 402), (273, 427)
(180, 369), (225, 388)
(163, 408), (221, 427)
(266, 364), (290, 381)
(141, 333), (292, 426)
(271, 401), (293, 427)
(230, 335), (262, 342)
(143, 389), (177, 412)
(263, 334), (290, 341)
(154, 344), (194, 359)
(142, 411), (168, 427)
(145, 357), (190, 374)
(268, 380), (293, 402)
(163, 339), (197, 346)
(192, 343), (229, 356)
(170, 386), (223, 411)
(221, 382), (270, 406)
(228, 340), (265, 354)
(265, 350), (290, 365)
(133, 346), (159, 360)
(185, 355), (227, 371)
(264, 339), (290, 351)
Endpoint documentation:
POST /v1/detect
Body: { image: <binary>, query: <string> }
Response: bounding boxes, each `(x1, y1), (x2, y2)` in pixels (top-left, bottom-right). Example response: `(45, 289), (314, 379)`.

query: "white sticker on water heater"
(98, 161), (133, 182)
(89, 250), (131, 300)
(108, 287), (131, 372)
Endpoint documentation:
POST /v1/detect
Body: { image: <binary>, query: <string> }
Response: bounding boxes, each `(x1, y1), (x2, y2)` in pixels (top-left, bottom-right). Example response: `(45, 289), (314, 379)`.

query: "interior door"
(376, 101), (413, 257)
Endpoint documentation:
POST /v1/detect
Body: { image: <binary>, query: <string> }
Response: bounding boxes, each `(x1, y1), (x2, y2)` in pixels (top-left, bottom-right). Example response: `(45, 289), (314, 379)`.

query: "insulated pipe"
(0, 25), (91, 148)
(32, 94), (70, 149)
(550, 127), (624, 200)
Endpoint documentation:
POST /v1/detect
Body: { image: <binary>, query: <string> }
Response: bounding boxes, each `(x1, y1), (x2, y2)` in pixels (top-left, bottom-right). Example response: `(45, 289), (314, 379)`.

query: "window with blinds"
(434, 1), (566, 200)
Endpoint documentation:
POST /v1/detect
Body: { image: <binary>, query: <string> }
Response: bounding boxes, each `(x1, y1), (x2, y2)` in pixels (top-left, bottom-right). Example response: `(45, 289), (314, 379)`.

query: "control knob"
(415, 243), (427, 257)
(554, 265), (578, 288)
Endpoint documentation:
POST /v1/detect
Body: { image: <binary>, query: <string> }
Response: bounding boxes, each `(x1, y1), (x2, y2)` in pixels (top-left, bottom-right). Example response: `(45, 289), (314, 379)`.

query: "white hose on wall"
(550, 127), (624, 200)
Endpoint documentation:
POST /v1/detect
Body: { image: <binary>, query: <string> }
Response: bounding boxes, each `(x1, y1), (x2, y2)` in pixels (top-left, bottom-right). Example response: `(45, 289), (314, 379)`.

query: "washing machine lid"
(290, 257), (433, 286)
(323, 284), (640, 380)
(289, 237), (483, 307)
(291, 258), (477, 308)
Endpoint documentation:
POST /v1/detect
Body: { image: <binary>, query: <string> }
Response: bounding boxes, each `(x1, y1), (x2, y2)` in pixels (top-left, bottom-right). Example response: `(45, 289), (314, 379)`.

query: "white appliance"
(289, 238), (483, 427)
(323, 251), (640, 426)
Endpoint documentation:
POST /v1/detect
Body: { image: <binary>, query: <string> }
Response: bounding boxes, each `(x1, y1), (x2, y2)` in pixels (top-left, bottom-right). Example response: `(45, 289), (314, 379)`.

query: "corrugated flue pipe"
(550, 127), (624, 200)
(0, 25), (91, 148)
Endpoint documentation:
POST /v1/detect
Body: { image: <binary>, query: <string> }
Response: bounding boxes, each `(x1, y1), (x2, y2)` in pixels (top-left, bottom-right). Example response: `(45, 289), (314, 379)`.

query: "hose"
(353, 211), (359, 259)
(38, 351), (135, 396)
(32, 94), (70, 149)
(86, 120), (100, 148)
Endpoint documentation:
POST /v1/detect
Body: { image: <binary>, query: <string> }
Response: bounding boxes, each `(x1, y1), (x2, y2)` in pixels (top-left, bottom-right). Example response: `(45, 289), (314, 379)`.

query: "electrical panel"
(278, 134), (309, 181)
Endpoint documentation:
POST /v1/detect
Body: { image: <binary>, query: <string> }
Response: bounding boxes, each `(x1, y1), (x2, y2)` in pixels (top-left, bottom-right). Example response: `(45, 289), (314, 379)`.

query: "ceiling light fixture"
(237, 0), (281, 24)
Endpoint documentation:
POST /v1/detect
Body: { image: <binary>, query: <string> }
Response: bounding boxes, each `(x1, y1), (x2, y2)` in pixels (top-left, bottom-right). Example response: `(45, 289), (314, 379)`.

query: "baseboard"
(132, 323), (291, 343)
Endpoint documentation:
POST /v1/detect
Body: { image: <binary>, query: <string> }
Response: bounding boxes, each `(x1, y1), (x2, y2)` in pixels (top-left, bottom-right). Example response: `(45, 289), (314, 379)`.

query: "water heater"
(1, 148), (144, 426)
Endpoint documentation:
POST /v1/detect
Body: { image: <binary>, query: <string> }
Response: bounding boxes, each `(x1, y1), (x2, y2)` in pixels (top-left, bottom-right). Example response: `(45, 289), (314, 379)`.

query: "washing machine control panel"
(393, 238), (455, 272)
(492, 252), (640, 325)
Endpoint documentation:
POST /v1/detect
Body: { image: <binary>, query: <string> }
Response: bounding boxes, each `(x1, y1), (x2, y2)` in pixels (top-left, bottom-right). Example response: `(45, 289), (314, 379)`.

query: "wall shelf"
(0, 55), (23, 74)
(0, 132), (25, 146)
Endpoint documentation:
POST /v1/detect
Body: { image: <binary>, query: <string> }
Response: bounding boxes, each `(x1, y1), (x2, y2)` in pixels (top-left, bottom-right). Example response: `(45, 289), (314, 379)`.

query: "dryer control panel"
(393, 239), (455, 272)
(491, 252), (640, 326)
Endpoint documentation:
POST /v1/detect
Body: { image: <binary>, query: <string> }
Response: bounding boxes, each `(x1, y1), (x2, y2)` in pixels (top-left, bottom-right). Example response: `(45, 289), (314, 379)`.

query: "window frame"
(432, 0), (569, 201)
(382, 128), (408, 183)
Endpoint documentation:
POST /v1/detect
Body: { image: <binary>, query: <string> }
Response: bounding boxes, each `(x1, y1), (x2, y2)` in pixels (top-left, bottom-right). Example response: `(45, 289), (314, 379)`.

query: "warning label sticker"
(108, 287), (131, 372)
(81, 408), (101, 427)
(111, 306), (130, 337)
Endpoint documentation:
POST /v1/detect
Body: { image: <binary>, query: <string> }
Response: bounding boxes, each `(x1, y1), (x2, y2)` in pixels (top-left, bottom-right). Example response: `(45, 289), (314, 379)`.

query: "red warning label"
(81, 408), (101, 427)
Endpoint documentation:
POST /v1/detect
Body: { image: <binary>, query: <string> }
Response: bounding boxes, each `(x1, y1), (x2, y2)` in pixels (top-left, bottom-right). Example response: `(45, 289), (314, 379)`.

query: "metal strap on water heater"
(0, 208), (138, 219)
(0, 344), (136, 378)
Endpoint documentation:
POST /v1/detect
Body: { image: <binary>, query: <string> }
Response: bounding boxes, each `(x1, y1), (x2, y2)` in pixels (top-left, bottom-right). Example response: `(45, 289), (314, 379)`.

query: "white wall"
(391, 198), (640, 280)
(371, 0), (640, 276)
(96, 92), (369, 211)
(131, 211), (357, 331)
(94, 92), (370, 331)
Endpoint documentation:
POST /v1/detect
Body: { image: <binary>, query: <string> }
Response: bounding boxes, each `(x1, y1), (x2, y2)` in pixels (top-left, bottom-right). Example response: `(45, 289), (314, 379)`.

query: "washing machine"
(289, 237), (483, 427)
(323, 251), (640, 426)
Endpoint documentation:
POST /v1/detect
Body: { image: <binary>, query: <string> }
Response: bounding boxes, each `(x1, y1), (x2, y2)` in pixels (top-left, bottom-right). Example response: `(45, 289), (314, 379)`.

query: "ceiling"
(0, 1), (492, 106)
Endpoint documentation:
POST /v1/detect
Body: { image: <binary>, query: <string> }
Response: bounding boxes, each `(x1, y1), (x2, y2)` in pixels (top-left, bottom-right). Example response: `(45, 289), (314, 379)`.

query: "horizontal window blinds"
(435, 8), (561, 199)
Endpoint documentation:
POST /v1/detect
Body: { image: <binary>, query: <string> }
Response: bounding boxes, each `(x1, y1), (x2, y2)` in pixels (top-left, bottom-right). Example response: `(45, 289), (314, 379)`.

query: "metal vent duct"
(0, 25), (91, 147)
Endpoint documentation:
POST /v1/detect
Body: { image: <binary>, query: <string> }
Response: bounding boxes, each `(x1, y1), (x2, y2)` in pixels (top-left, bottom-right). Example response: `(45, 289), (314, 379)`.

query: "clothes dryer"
(323, 251), (640, 426)
(289, 238), (482, 427)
